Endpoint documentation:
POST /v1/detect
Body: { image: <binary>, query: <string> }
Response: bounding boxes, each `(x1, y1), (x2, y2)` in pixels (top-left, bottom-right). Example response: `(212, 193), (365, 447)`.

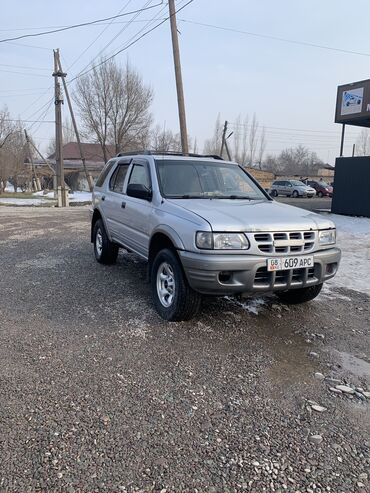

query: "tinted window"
(95, 160), (115, 187)
(128, 163), (150, 188)
(109, 164), (130, 193)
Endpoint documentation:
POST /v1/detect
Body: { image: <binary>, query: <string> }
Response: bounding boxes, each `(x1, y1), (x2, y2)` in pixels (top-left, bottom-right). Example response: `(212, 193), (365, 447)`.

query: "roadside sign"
(335, 79), (370, 127)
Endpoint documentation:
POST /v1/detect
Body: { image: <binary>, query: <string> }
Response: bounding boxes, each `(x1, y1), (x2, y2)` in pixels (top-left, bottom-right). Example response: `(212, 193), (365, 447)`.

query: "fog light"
(219, 271), (232, 283)
(326, 263), (337, 275)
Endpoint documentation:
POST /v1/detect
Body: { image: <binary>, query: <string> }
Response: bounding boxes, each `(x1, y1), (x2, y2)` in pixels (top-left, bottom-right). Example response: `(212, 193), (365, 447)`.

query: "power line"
(66, 0), (134, 71)
(229, 122), (359, 135)
(179, 19), (370, 58)
(72, 0), (154, 75)
(0, 3), (163, 43)
(0, 69), (49, 77)
(5, 40), (51, 50)
(0, 92), (52, 98)
(0, 19), (167, 32)
(68, 0), (193, 84)
(0, 63), (50, 71)
(4, 119), (54, 123)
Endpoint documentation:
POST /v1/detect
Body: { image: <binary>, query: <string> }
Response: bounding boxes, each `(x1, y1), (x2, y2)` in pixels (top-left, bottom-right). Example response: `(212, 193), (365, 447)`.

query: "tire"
(317, 191), (323, 198)
(93, 219), (119, 265)
(277, 283), (323, 304)
(271, 189), (278, 197)
(151, 248), (201, 321)
(292, 190), (299, 198)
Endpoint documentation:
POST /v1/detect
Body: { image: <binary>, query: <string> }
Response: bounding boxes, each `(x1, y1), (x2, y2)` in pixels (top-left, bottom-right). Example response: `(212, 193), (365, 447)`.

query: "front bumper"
(178, 248), (341, 296)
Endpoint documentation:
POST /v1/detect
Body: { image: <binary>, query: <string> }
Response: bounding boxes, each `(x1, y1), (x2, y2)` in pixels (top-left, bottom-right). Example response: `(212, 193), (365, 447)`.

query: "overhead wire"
(0, 3), (164, 43)
(179, 19), (370, 58)
(65, 0), (134, 71)
(68, 0), (193, 84)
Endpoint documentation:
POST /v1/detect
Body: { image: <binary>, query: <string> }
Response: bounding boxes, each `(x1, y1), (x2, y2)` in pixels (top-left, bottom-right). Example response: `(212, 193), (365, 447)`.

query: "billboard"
(335, 79), (370, 127)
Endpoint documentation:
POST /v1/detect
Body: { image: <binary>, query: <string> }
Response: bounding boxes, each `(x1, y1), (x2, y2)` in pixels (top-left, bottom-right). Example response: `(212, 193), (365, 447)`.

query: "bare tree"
(7, 124), (28, 193)
(232, 114), (248, 165)
(0, 107), (13, 192)
(0, 109), (29, 193)
(203, 114), (223, 155)
(74, 59), (153, 161)
(46, 117), (75, 157)
(356, 129), (370, 156)
(150, 124), (181, 152)
(193, 137), (198, 154)
(263, 145), (324, 175)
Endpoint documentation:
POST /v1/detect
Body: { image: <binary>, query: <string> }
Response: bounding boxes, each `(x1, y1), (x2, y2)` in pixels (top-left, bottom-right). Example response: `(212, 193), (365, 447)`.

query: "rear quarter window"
(95, 160), (115, 187)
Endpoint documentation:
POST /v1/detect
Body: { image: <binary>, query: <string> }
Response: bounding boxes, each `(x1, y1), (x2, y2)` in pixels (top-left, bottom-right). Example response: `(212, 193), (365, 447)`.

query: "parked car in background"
(306, 180), (333, 197)
(91, 152), (340, 321)
(270, 180), (316, 198)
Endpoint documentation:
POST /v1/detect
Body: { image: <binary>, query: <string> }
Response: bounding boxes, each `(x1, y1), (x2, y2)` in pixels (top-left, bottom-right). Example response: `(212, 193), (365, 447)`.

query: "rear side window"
(109, 164), (130, 193)
(95, 160), (115, 187)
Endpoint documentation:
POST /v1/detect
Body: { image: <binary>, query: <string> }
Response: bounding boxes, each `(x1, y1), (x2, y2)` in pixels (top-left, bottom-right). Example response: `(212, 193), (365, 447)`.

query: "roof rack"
(116, 150), (223, 160)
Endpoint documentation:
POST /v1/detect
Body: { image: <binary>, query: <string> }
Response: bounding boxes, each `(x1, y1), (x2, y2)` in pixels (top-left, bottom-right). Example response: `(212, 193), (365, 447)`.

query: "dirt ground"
(0, 207), (369, 493)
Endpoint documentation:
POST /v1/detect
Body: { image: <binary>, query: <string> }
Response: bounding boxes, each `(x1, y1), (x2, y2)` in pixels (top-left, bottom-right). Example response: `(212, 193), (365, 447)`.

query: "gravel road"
(0, 207), (369, 493)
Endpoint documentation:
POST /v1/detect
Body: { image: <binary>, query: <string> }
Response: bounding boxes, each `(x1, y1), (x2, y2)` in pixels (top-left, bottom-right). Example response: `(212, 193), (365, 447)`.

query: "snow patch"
(0, 198), (47, 206)
(225, 296), (266, 315)
(328, 214), (370, 296)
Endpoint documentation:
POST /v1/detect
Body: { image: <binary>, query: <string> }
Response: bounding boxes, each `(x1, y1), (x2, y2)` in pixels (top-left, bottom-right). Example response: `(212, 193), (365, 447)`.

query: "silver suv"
(91, 152), (340, 321)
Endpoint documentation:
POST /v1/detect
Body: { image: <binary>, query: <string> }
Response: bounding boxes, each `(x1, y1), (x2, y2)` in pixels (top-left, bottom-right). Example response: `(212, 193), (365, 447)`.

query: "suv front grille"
(253, 231), (315, 254)
(254, 265), (318, 289)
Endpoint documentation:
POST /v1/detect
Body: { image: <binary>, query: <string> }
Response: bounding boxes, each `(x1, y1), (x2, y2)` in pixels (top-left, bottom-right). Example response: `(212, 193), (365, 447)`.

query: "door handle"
(101, 195), (105, 201)
(121, 201), (126, 209)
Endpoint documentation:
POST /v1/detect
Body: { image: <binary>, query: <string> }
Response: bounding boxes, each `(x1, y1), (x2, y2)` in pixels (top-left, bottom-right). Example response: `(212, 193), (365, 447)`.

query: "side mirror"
(127, 183), (152, 201)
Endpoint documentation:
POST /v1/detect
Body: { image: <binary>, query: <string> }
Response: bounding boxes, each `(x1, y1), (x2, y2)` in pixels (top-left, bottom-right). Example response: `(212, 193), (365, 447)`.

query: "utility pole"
(24, 129), (41, 191)
(56, 52), (94, 192)
(225, 138), (232, 161)
(168, 0), (188, 155)
(53, 48), (67, 207)
(220, 120), (228, 157)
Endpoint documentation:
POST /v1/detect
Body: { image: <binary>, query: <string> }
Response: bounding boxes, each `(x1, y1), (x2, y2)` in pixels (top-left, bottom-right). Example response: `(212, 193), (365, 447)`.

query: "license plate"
(267, 255), (314, 271)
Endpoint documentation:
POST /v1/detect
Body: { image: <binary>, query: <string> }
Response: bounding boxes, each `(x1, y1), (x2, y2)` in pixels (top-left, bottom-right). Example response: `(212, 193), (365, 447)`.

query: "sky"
(1, 0), (370, 164)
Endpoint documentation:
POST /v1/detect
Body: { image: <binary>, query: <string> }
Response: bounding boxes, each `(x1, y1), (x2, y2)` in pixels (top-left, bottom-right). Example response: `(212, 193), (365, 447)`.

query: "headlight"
(196, 232), (250, 250)
(319, 229), (336, 245)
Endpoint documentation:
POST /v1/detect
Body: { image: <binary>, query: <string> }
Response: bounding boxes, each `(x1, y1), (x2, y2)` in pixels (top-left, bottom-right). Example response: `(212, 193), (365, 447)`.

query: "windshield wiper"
(212, 195), (258, 200)
(166, 194), (205, 199)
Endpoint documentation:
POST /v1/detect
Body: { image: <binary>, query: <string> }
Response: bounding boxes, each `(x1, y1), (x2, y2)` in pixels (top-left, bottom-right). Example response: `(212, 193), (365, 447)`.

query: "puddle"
(332, 349), (370, 378)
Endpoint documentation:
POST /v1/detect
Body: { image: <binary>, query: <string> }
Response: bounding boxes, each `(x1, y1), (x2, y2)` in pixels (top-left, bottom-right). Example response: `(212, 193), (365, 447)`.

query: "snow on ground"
(0, 191), (92, 205)
(327, 214), (370, 296)
(32, 191), (92, 202)
(69, 191), (92, 202)
(0, 198), (46, 206)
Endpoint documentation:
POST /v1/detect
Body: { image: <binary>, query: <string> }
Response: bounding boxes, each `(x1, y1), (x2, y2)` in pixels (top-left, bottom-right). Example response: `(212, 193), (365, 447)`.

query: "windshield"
(290, 180), (306, 186)
(155, 160), (267, 200)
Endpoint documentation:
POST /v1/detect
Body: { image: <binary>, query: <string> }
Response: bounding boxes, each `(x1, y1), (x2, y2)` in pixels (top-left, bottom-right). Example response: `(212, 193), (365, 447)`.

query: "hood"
(168, 199), (335, 232)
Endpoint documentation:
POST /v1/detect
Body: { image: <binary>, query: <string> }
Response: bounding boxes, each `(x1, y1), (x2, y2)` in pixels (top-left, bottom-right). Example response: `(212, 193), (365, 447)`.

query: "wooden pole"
(53, 49), (66, 206)
(220, 120), (228, 158)
(57, 52), (94, 192)
(168, 0), (188, 155)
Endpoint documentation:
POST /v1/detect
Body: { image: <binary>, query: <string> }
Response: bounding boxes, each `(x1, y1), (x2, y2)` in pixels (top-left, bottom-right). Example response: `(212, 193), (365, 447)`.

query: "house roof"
(48, 142), (116, 162)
